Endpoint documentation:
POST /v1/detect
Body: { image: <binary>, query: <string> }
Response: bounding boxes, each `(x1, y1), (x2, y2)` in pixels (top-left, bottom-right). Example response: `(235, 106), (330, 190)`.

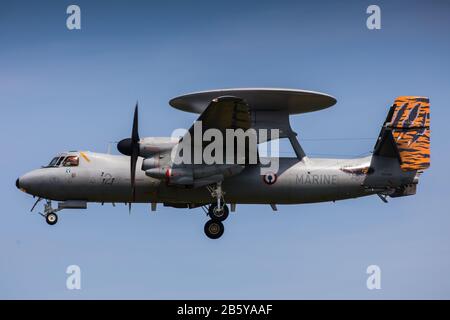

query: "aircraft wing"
(148, 89), (337, 187)
(187, 95), (252, 134)
(152, 96), (257, 188)
(175, 96), (253, 168)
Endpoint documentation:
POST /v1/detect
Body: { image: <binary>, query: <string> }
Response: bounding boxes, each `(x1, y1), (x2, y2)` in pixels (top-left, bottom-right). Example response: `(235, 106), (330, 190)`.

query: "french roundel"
(263, 172), (277, 185)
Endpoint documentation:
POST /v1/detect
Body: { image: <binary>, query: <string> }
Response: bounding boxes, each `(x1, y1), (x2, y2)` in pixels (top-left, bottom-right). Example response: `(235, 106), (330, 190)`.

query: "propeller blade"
(132, 103), (140, 143)
(130, 103), (140, 201)
(131, 146), (138, 199)
(117, 102), (140, 203)
(117, 102), (139, 156)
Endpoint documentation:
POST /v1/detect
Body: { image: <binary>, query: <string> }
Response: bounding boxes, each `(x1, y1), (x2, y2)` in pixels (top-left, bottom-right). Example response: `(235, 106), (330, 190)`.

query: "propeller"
(117, 103), (140, 204)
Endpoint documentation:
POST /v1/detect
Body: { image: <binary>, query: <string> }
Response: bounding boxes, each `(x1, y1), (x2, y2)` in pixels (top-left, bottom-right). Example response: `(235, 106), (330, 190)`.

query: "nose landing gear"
(38, 200), (61, 225)
(31, 199), (61, 225)
(30, 199), (87, 225)
(45, 212), (58, 225)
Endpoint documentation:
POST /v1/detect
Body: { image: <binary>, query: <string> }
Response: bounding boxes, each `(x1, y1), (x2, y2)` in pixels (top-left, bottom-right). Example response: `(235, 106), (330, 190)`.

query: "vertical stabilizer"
(373, 96), (430, 171)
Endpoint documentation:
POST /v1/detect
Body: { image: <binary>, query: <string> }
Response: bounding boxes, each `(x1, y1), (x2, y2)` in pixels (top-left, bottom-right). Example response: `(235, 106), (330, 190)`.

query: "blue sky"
(1, 0), (450, 299)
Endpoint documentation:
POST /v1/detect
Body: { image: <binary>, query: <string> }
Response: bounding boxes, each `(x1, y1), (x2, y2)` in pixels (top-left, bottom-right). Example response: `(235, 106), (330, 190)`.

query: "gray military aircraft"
(16, 89), (430, 239)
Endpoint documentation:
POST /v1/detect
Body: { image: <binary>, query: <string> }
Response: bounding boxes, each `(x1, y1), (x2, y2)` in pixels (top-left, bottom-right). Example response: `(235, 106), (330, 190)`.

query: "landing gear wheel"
(46, 212), (58, 225)
(208, 203), (229, 221)
(204, 220), (224, 239)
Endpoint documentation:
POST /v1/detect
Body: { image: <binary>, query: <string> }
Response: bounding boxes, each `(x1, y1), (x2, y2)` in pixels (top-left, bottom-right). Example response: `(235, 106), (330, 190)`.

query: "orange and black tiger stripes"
(390, 96), (430, 171)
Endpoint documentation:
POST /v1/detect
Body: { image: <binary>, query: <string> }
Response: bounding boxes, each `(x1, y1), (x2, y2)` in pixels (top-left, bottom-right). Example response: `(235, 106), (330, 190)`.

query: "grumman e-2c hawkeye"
(16, 89), (430, 239)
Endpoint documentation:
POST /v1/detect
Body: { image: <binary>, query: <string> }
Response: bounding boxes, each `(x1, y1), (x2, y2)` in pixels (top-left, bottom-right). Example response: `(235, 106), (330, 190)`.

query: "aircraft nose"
(17, 170), (45, 196)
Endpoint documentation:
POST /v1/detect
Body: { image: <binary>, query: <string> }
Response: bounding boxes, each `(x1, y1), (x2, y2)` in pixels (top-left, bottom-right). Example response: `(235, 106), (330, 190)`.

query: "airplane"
(15, 88), (430, 239)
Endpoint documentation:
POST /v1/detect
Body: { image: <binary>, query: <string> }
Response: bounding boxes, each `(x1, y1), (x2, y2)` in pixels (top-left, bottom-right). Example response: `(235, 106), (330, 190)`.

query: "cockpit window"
(48, 157), (60, 167)
(45, 154), (79, 168)
(63, 156), (79, 167)
(56, 157), (65, 166)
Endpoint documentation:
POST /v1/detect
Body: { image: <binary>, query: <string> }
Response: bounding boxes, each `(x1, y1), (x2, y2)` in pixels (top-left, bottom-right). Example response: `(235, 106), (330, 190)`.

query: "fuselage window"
(63, 156), (79, 167)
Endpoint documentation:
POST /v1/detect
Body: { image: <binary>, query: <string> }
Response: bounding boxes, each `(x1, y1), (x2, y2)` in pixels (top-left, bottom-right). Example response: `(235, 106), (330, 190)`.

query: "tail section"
(373, 96), (430, 171)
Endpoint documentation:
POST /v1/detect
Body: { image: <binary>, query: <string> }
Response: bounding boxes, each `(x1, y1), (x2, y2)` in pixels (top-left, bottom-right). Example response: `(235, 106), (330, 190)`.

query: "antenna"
(107, 141), (118, 154)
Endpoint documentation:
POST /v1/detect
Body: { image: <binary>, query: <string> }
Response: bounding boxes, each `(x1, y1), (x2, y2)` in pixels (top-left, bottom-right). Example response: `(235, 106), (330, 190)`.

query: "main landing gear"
(204, 182), (229, 239)
(208, 202), (229, 221)
(204, 219), (224, 239)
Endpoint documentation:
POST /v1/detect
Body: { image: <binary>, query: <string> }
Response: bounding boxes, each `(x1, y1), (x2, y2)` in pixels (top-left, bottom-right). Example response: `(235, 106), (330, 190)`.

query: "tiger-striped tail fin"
(373, 96), (430, 171)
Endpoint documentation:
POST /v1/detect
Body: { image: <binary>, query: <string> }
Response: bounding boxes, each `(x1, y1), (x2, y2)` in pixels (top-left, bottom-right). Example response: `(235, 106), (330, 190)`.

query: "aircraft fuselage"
(16, 151), (416, 206)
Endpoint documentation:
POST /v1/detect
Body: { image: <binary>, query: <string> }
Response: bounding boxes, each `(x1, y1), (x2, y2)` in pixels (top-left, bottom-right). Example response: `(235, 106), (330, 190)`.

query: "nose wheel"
(35, 200), (61, 225)
(45, 212), (58, 225)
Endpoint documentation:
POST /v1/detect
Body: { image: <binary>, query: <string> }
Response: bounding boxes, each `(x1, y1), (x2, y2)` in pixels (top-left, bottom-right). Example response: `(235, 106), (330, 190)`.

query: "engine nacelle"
(145, 163), (245, 187)
(193, 164), (244, 179)
(139, 137), (179, 158)
(142, 156), (161, 171)
(145, 167), (194, 185)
